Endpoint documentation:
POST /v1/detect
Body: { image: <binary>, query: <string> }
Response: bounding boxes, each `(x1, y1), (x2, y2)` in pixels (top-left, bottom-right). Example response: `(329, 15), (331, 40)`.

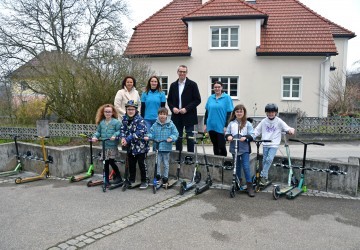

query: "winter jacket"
(93, 118), (121, 149)
(114, 87), (141, 120)
(121, 112), (149, 155)
(147, 117), (179, 152)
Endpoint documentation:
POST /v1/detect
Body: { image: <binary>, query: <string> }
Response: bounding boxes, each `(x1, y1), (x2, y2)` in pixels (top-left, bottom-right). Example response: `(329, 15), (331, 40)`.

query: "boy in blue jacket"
(144, 107), (179, 184)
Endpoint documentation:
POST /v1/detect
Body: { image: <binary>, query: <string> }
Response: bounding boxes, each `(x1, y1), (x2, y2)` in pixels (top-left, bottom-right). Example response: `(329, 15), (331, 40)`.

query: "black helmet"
(125, 100), (138, 109)
(265, 103), (278, 113)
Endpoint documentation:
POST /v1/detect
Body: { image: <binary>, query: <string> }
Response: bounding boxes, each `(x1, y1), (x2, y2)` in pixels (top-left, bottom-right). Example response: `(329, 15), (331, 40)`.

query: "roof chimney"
(202, 0), (210, 4)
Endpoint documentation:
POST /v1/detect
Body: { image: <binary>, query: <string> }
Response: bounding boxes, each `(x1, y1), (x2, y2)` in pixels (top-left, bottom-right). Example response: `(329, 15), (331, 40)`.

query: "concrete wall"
(1, 142), (358, 196)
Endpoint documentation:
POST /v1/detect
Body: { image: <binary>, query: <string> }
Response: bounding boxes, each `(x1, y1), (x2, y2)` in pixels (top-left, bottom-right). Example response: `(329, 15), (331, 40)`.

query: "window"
(282, 77), (301, 100)
(211, 26), (239, 49)
(210, 76), (238, 98)
(159, 76), (168, 95)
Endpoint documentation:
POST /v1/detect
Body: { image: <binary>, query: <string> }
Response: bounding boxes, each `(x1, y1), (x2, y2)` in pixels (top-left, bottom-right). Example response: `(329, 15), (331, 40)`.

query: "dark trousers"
(104, 159), (121, 183)
(208, 130), (227, 157)
(128, 153), (147, 182)
(174, 120), (195, 152)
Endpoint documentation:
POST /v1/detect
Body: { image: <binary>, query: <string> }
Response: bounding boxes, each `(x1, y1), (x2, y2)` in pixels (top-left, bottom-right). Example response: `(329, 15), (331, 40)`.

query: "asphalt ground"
(0, 140), (359, 250)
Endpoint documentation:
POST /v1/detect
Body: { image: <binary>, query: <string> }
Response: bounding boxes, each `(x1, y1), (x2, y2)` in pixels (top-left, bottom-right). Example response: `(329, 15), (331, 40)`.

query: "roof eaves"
(124, 52), (192, 58)
(182, 14), (268, 22)
(256, 51), (338, 56)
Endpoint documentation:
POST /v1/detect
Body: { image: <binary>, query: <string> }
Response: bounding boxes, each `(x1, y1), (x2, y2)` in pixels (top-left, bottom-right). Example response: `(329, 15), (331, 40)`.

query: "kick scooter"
(97, 138), (124, 192)
(150, 139), (167, 194)
(69, 134), (95, 182)
(15, 136), (53, 184)
(272, 133), (299, 199)
(164, 137), (184, 189)
(229, 137), (244, 198)
(0, 135), (23, 177)
(273, 137), (325, 199)
(87, 169), (116, 187)
(195, 132), (213, 195)
(252, 139), (272, 192)
(179, 131), (202, 195)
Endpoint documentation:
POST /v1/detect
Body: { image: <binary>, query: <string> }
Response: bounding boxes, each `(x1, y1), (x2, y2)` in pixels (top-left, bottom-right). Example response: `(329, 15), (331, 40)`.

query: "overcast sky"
(124, 0), (360, 71)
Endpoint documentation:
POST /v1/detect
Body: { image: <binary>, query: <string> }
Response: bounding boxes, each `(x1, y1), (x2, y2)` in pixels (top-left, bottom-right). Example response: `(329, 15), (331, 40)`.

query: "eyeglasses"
(127, 108), (136, 111)
(178, 71), (187, 74)
(104, 111), (112, 114)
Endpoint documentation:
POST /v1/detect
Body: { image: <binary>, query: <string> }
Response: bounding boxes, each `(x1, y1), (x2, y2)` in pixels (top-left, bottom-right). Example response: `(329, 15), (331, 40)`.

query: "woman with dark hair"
(114, 76), (141, 120)
(204, 81), (233, 156)
(140, 76), (166, 131)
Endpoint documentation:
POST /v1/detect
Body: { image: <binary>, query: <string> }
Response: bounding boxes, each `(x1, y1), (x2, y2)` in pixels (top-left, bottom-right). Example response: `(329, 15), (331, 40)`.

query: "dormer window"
(210, 26), (239, 49)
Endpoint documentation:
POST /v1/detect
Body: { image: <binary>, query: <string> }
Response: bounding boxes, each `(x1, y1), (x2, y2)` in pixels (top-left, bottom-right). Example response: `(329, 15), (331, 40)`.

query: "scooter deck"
(122, 181), (142, 190)
(69, 173), (92, 182)
(278, 185), (294, 194)
(108, 181), (124, 190)
(0, 170), (21, 177)
(163, 178), (178, 189)
(286, 187), (303, 199)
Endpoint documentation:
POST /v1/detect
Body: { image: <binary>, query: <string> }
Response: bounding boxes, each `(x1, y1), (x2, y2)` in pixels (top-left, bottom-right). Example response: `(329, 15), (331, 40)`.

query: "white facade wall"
(138, 19), (347, 118)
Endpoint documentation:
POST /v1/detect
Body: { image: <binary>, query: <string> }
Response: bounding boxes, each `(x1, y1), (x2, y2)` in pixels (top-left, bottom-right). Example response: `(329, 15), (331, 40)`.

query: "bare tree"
(0, 0), (129, 68)
(326, 71), (360, 116)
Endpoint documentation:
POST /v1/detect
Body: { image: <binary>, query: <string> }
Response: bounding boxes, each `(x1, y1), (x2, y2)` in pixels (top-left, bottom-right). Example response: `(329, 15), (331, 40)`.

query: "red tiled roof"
(125, 0), (355, 57)
(183, 0), (268, 20)
(124, 0), (201, 57)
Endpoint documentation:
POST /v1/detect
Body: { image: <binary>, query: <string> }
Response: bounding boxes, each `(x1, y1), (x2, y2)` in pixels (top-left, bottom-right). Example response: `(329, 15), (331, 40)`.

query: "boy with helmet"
(120, 100), (149, 189)
(254, 103), (295, 184)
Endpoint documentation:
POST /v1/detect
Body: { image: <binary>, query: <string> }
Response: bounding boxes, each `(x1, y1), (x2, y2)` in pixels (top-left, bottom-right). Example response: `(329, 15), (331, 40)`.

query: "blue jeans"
(261, 146), (278, 179)
(233, 152), (251, 183)
(157, 152), (170, 178)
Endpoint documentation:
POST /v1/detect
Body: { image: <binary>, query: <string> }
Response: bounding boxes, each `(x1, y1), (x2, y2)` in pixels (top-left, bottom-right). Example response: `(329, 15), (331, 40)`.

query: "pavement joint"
(47, 191), (195, 250)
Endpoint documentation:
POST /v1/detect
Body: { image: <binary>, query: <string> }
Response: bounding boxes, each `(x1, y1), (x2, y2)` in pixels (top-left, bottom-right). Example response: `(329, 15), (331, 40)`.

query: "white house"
(124, 0), (355, 117)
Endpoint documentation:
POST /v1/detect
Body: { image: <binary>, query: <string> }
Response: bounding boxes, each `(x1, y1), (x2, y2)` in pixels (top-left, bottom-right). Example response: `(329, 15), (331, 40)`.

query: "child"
(254, 103), (295, 184)
(144, 107), (179, 184)
(92, 104), (122, 186)
(225, 104), (255, 197)
(120, 100), (149, 189)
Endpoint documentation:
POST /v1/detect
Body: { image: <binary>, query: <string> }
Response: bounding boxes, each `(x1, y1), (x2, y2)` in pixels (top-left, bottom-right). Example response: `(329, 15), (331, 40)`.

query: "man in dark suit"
(167, 65), (201, 152)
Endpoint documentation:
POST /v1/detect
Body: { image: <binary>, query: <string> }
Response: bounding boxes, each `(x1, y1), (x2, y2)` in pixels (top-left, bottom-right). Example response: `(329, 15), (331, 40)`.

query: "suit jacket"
(167, 78), (201, 126)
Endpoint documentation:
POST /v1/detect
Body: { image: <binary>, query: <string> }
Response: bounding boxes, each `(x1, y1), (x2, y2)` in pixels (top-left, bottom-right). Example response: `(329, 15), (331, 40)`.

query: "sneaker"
(140, 182), (148, 189)
(260, 177), (268, 185)
(162, 177), (168, 185)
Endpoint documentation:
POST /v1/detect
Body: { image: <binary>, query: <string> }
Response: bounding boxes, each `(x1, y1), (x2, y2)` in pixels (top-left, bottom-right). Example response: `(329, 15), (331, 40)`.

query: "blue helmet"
(125, 100), (138, 109)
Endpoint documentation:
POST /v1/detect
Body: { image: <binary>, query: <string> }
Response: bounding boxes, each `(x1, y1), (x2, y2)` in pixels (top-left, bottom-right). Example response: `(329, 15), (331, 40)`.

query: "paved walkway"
(0, 140), (359, 249)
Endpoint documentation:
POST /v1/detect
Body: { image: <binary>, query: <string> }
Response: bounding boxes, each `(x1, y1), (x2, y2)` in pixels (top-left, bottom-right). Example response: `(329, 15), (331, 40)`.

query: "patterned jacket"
(121, 112), (149, 155)
(146, 117), (179, 152)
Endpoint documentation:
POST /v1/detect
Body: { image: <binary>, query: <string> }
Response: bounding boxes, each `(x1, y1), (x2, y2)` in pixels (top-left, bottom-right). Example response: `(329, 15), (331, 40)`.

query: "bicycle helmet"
(265, 103), (278, 113)
(125, 100), (138, 109)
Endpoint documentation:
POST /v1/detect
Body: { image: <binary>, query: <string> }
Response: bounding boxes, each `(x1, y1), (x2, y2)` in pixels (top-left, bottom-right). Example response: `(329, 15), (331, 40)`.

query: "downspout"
(319, 56), (330, 117)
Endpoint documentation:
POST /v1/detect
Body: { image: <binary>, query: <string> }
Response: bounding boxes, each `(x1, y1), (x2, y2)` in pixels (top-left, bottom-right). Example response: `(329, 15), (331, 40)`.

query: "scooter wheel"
(208, 179), (213, 187)
(15, 177), (22, 184)
(286, 192), (293, 199)
(273, 186), (280, 200)
(90, 170), (95, 176)
(122, 182), (128, 192)
(195, 187), (199, 195)
(153, 184), (156, 194)
(87, 180), (92, 187)
(195, 172), (201, 184)
(230, 186), (235, 198)
(69, 176), (75, 182)
(255, 185), (261, 193)
(179, 182), (186, 195)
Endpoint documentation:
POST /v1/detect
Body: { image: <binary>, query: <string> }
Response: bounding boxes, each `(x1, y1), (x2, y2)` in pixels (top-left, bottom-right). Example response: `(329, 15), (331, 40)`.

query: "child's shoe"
(140, 182), (148, 189)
